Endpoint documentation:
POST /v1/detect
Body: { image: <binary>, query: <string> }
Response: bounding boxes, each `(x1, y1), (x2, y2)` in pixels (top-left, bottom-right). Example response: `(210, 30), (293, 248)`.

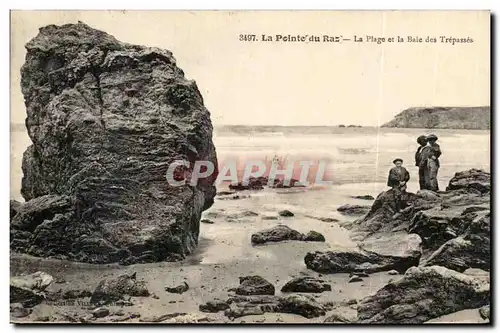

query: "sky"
(10, 10), (490, 126)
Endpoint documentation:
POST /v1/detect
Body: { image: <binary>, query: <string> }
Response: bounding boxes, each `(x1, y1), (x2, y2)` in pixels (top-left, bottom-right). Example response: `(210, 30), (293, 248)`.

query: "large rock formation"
(11, 22), (218, 264)
(357, 266), (490, 323)
(381, 106), (490, 129)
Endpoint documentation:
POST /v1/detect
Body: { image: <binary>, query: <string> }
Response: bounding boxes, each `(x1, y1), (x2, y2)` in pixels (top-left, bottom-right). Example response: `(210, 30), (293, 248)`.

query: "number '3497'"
(239, 34), (257, 41)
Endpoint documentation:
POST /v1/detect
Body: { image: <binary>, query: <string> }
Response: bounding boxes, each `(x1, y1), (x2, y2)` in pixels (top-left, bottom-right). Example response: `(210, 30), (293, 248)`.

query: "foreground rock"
(337, 204), (371, 216)
(90, 273), (149, 305)
(277, 294), (326, 318)
(10, 271), (54, 307)
(420, 211), (490, 272)
(199, 300), (230, 313)
(165, 282), (189, 294)
(280, 277), (331, 293)
(357, 266), (490, 323)
(305, 233), (421, 274)
(251, 225), (325, 245)
(223, 294), (326, 319)
(446, 169), (491, 193)
(230, 276), (275, 296)
(479, 305), (490, 320)
(352, 195), (375, 200)
(10, 303), (32, 318)
(13, 22), (217, 263)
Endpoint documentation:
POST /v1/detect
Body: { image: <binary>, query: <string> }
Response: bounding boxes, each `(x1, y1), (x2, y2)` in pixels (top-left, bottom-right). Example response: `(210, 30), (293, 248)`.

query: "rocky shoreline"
(10, 168), (490, 324)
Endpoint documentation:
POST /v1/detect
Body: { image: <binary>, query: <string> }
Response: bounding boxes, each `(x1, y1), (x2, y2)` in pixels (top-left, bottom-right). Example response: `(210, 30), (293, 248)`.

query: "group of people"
(386, 134), (442, 213)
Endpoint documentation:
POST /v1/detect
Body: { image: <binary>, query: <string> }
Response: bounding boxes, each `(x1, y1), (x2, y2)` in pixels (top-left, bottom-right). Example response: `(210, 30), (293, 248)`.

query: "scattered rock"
(337, 204), (371, 216)
(479, 305), (490, 320)
(348, 275), (363, 283)
(357, 266), (490, 323)
(231, 276), (275, 296)
(90, 273), (149, 304)
(92, 307), (110, 318)
(387, 270), (399, 276)
(280, 277), (331, 293)
(309, 216), (339, 223)
(201, 219), (215, 224)
(14, 22), (218, 264)
(352, 195), (375, 200)
(324, 312), (355, 323)
(199, 300), (230, 313)
(304, 241), (420, 275)
(10, 271), (54, 307)
(165, 281), (189, 294)
(115, 300), (134, 307)
(225, 306), (265, 318)
(350, 271), (369, 277)
(251, 225), (303, 245)
(304, 231), (326, 242)
(277, 294), (326, 318)
(278, 210), (294, 217)
(420, 212), (490, 272)
(251, 225), (323, 245)
(111, 312), (141, 322)
(446, 169), (490, 194)
(139, 312), (187, 323)
(10, 303), (31, 318)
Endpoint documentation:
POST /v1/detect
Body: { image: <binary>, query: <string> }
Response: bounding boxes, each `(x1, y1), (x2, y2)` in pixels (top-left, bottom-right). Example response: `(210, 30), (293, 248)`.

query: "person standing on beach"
(415, 135), (430, 190)
(426, 134), (442, 191)
(387, 158), (410, 213)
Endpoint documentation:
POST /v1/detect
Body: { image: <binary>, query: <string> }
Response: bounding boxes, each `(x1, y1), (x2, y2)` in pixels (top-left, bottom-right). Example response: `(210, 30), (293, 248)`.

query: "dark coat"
(429, 143), (442, 167)
(387, 166), (410, 187)
(415, 146), (424, 166)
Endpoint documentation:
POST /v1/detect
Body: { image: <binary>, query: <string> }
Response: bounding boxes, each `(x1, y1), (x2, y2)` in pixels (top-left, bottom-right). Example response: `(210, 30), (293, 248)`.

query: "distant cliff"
(382, 107), (490, 130)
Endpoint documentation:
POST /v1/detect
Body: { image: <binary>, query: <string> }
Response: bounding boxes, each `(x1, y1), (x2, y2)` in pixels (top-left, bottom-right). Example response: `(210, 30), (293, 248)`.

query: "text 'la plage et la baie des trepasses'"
(240, 33), (474, 45)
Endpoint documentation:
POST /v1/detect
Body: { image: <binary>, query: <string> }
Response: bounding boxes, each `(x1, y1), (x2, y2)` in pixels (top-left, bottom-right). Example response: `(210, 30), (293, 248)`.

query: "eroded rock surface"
(90, 273), (149, 305)
(12, 22), (217, 263)
(280, 276), (331, 293)
(251, 225), (325, 245)
(357, 266), (490, 324)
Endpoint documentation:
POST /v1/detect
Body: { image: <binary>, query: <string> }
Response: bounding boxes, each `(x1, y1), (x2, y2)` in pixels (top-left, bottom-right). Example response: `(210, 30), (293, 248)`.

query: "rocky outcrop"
(251, 225), (325, 245)
(229, 276), (275, 296)
(345, 169), (490, 274)
(357, 266), (490, 324)
(446, 169), (491, 193)
(420, 212), (490, 272)
(304, 240), (420, 275)
(381, 106), (490, 130)
(280, 277), (331, 293)
(165, 282), (189, 294)
(337, 204), (371, 216)
(222, 294), (326, 319)
(10, 271), (54, 307)
(90, 273), (149, 305)
(12, 22), (217, 264)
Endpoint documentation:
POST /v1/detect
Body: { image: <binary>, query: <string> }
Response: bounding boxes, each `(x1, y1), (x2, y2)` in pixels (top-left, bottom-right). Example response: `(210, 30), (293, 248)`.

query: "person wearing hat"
(387, 158), (410, 213)
(426, 134), (442, 191)
(415, 135), (431, 190)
